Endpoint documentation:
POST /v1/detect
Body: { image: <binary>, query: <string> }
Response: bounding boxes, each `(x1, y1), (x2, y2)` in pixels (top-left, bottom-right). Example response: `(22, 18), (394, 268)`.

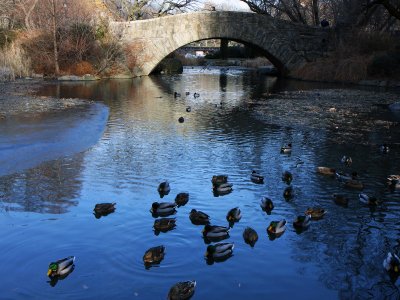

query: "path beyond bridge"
(111, 11), (332, 77)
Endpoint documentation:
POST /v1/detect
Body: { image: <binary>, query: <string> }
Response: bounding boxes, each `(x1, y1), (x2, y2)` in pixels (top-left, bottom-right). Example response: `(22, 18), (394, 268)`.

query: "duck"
(211, 175), (228, 187)
(186, 106), (191, 112)
(380, 144), (390, 153)
(202, 224), (230, 241)
(93, 203), (116, 218)
(293, 215), (311, 230)
(213, 182), (233, 195)
(260, 197), (274, 213)
(267, 220), (286, 237)
(341, 155), (352, 166)
(383, 252), (400, 275)
(280, 143), (292, 154)
(282, 171), (293, 184)
(168, 280), (196, 300)
(333, 194), (349, 206)
(185, 92), (190, 96)
(158, 181), (170, 198)
(305, 207), (327, 220)
(250, 170), (264, 184)
(205, 242), (234, 261)
(47, 256), (75, 278)
(359, 193), (379, 206)
(343, 179), (364, 190)
(175, 192), (189, 207)
(388, 179), (400, 190)
(189, 209), (210, 225)
(283, 186), (294, 200)
(174, 92), (181, 98)
(193, 92), (200, 98)
(178, 116), (185, 123)
(336, 171), (358, 182)
(243, 227), (258, 247)
(143, 245), (165, 267)
(151, 202), (177, 216)
(388, 175), (400, 182)
(226, 207), (242, 223)
(153, 218), (176, 233)
(316, 167), (336, 176)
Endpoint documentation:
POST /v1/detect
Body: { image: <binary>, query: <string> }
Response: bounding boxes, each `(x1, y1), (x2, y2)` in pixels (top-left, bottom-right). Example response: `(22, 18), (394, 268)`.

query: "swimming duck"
(226, 207), (242, 223)
(93, 203), (116, 218)
(202, 224), (230, 241)
(280, 143), (292, 154)
(250, 170), (264, 184)
(359, 193), (379, 206)
(189, 209), (210, 225)
(282, 171), (293, 184)
(336, 171), (358, 182)
(267, 220), (286, 237)
(388, 175), (400, 182)
(305, 207), (327, 220)
(213, 183), (233, 195)
(175, 193), (189, 207)
(293, 215), (311, 230)
(383, 252), (400, 275)
(333, 194), (349, 206)
(185, 92), (190, 96)
(316, 167), (336, 176)
(243, 227), (258, 247)
(178, 116), (185, 123)
(168, 280), (196, 300)
(47, 256), (75, 278)
(174, 92), (181, 98)
(388, 179), (400, 190)
(343, 179), (364, 190)
(380, 144), (390, 153)
(341, 155), (352, 166)
(143, 245), (165, 267)
(158, 181), (170, 198)
(205, 242), (234, 261)
(193, 92), (200, 98)
(186, 106), (191, 112)
(260, 197), (274, 213)
(153, 218), (176, 233)
(283, 186), (294, 200)
(151, 202), (177, 216)
(211, 175), (228, 187)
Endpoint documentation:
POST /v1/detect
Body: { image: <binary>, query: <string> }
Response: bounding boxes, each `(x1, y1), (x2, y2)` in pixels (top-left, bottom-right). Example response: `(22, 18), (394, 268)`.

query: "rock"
(58, 74), (99, 81)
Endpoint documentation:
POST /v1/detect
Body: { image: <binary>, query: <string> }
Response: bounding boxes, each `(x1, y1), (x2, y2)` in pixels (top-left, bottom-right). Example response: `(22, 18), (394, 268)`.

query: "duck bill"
(47, 269), (52, 277)
(395, 265), (399, 273)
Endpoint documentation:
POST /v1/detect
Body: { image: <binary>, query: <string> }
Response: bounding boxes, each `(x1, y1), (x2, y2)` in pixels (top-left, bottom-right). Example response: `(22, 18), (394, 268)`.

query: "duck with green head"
(211, 175), (228, 187)
(202, 224), (230, 241)
(93, 203), (116, 218)
(267, 219), (286, 238)
(260, 197), (274, 213)
(359, 193), (379, 206)
(293, 215), (311, 230)
(47, 256), (75, 278)
(158, 181), (170, 198)
(280, 143), (292, 154)
(151, 202), (176, 217)
(251, 170), (264, 184)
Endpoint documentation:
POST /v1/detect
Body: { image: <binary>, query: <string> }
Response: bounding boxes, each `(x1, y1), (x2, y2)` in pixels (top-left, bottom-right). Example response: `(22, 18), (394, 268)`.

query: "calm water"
(1, 67), (400, 299)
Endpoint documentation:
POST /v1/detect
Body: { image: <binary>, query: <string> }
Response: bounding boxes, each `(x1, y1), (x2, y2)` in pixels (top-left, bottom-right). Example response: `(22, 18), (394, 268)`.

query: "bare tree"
(15, 0), (39, 30)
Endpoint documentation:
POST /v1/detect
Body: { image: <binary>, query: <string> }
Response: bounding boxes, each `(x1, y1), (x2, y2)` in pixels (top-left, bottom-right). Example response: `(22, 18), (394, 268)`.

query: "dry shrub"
(0, 35), (31, 80)
(123, 41), (146, 71)
(333, 56), (369, 82)
(64, 61), (94, 76)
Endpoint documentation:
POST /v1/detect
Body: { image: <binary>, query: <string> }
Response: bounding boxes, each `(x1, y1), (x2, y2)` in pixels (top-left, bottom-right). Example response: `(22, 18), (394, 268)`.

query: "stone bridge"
(111, 11), (332, 77)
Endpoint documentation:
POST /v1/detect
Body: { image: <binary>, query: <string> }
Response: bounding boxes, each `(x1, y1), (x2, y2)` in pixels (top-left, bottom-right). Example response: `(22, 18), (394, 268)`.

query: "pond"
(1, 67), (400, 299)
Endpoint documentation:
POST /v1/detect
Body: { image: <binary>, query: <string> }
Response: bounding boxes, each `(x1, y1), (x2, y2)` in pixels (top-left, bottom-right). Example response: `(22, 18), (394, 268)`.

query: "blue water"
(1, 67), (400, 299)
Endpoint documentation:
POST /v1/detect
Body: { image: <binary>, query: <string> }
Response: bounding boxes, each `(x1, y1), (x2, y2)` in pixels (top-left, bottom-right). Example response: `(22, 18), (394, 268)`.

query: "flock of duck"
(45, 102), (400, 297)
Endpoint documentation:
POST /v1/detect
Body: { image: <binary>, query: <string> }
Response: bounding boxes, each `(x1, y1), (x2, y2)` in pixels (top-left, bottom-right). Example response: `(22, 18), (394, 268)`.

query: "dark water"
(1, 67), (400, 299)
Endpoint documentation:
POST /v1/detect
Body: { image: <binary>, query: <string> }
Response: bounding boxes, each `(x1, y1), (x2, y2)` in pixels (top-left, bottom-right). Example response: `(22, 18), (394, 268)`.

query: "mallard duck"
(336, 171), (358, 182)
(158, 181), (170, 198)
(359, 193), (379, 206)
(333, 194), (349, 206)
(383, 252), (400, 275)
(168, 280), (196, 300)
(283, 186), (293, 200)
(305, 207), (326, 220)
(243, 227), (258, 247)
(316, 167), (336, 176)
(205, 242), (234, 260)
(193, 92), (200, 98)
(189, 209), (210, 225)
(213, 183), (233, 195)
(380, 144), (390, 153)
(186, 106), (191, 112)
(202, 224), (230, 241)
(211, 175), (228, 186)
(341, 155), (352, 166)
(267, 220), (286, 237)
(250, 170), (264, 184)
(47, 256), (75, 278)
(178, 117), (184, 123)
(282, 171), (293, 184)
(344, 179), (363, 190)
(153, 218), (176, 233)
(175, 193), (189, 207)
(174, 92), (181, 98)
(93, 203), (116, 218)
(151, 202), (176, 216)
(226, 207), (241, 223)
(260, 197), (274, 212)
(143, 245), (165, 267)
(280, 143), (292, 154)
(388, 175), (400, 182)
(293, 215), (311, 229)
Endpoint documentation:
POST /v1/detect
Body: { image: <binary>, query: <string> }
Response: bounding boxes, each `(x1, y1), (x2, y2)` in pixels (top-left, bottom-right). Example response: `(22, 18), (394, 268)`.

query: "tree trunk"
(51, 0), (60, 76)
(312, 0), (319, 26)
